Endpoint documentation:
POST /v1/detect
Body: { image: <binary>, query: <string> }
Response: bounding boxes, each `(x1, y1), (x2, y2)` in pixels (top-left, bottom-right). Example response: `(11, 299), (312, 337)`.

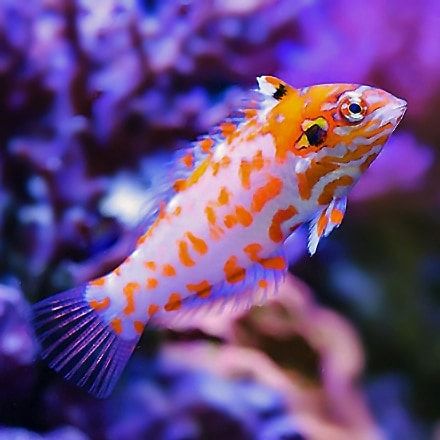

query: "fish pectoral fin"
(308, 196), (347, 255)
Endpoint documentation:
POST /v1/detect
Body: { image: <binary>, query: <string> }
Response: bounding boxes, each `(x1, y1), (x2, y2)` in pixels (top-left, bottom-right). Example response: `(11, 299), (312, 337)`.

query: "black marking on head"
(273, 84), (287, 101)
(305, 124), (327, 146)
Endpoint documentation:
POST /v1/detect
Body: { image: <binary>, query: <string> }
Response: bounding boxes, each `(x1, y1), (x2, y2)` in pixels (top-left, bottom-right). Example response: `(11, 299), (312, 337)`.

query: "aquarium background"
(0, 0), (439, 439)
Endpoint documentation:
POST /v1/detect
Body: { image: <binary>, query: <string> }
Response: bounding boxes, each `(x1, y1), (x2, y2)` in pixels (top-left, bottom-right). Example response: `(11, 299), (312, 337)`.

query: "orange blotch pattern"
(144, 261), (156, 271)
(269, 205), (298, 243)
(235, 205), (253, 227)
(111, 318), (123, 335)
(251, 177), (283, 212)
(90, 277), (106, 287)
(133, 320), (144, 334)
(164, 292), (182, 311)
(205, 206), (216, 225)
(147, 278), (158, 289)
(218, 187), (231, 205)
(89, 297), (110, 312)
(224, 256), (246, 284)
(123, 282), (140, 315)
(186, 232), (208, 255)
(181, 153), (194, 168)
(162, 264), (176, 276)
(148, 303), (160, 318)
(178, 240), (196, 267)
(259, 256), (287, 270)
(243, 243), (263, 262)
(200, 137), (214, 153)
(187, 280), (212, 298)
(330, 208), (344, 225)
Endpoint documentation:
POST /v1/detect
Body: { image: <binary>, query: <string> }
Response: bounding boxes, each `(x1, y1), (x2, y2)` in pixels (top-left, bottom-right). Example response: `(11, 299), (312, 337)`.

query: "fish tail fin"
(32, 285), (137, 398)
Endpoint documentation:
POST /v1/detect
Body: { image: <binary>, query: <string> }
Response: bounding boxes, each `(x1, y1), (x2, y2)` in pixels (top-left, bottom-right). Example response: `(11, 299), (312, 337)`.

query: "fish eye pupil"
(305, 124), (327, 146)
(349, 102), (362, 114)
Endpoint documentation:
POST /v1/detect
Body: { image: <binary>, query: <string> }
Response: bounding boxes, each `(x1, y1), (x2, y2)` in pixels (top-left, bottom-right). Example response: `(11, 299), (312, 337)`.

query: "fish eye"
(340, 95), (367, 123)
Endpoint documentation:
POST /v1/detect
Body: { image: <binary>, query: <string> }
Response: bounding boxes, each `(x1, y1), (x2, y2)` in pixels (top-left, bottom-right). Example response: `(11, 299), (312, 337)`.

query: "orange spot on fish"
(258, 279), (268, 289)
(224, 256), (246, 284)
(318, 175), (353, 205)
(235, 205), (253, 227)
(186, 232), (208, 255)
(144, 261), (156, 271)
(187, 280), (212, 298)
(173, 206), (182, 216)
(224, 214), (237, 228)
(205, 206), (216, 225)
(147, 278), (158, 289)
(148, 303), (160, 318)
(162, 264), (176, 276)
(330, 208), (344, 225)
(200, 137), (214, 153)
(317, 212), (328, 237)
(218, 187), (230, 205)
(244, 108), (257, 119)
(111, 318), (123, 335)
(259, 256), (287, 270)
(181, 152), (194, 168)
(178, 240), (195, 267)
(173, 178), (186, 192)
(239, 160), (252, 189)
(269, 205), (298, 243)
(164, 292), (182, 311)
(243, 243), (262, 262)
(89, 297), (110, 312)
(251, 176), (283, 212)
(134, 320), (144, 334)
(90, 277), (106, 287)
(123, 282), (140, 315)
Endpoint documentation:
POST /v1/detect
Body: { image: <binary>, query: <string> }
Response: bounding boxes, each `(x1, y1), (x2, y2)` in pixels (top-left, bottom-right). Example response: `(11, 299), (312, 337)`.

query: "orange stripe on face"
(123, 282), (140, 315)
(359, 153), (379, 173)
(224, 256), (246, 284)
(89, 297), (110, 312)
(144, 261), (156, 271)
(148, 303), (160, 318)
(186, 232), (208, 255)
(269, 205), (298, 243)
(187, 280), (212, 298)
(330, 208), (344, 225)
(147, 278), (158, 289)
(251, 177), (283, 212)
(111, 318), (123, 335)
(164, 292), (182, 311)
(218, 187), (230, 205)
(178, 240), (195, 267)
(318, 175), (354, 205)
(243, 243), (263, 262)
(162, 264), (176, 276)
(298, 161), (339, 201)
(90, 277), (106, 287)
(259, 256), (287, 270)
(235, 205), (253, 227)
(297, 172), (311, 200)
(134, 320), (144, 334)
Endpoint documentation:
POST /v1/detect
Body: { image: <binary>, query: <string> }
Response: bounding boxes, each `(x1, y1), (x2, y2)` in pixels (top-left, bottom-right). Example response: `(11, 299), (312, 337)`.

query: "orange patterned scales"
(33, 76), (407, 398)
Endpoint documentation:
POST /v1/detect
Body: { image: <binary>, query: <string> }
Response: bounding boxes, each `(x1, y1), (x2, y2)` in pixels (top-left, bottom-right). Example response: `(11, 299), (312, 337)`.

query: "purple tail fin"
(32, 285), (137, 398)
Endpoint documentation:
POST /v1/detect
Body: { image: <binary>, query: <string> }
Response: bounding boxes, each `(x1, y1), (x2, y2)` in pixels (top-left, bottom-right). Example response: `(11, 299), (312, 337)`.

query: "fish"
(32, 76), (407, 398)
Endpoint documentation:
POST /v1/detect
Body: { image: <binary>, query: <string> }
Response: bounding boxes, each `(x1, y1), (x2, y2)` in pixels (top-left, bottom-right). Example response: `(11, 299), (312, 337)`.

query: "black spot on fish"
(273, 84), (287, 101)
(305, 124), (327, 146)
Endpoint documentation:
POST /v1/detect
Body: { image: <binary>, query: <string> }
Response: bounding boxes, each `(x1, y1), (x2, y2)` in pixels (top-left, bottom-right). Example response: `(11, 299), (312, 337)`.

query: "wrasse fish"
(33, 76), (406, 398)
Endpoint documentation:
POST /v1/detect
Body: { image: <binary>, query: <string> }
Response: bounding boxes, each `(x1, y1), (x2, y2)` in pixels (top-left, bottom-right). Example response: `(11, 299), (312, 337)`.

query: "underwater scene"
(0, 0), (439, 439)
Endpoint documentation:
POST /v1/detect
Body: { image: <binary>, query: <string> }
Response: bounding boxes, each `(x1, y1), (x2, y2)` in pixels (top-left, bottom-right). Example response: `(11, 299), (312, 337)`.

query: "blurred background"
(0, 0), (439, 439)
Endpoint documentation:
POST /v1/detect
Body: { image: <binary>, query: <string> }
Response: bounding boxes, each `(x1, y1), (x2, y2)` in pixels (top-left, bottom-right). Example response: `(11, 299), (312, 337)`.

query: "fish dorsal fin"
(155, 249), (289, 326)
(308, 197), (347, 255)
